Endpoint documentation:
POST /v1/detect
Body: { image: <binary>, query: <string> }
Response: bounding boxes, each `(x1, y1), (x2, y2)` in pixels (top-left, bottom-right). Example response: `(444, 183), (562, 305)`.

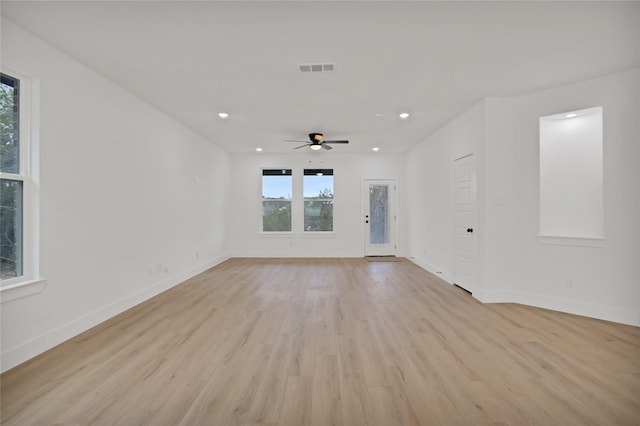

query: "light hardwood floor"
(2, 258), (639, 425)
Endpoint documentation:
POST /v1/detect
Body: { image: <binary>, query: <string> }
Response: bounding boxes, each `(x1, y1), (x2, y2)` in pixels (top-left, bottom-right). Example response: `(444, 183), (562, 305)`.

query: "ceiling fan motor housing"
(309, 132), (324, 142)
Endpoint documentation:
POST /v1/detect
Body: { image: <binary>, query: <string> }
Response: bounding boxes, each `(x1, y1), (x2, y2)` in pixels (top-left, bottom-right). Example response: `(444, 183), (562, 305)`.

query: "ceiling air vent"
(299, 63), (334, 73)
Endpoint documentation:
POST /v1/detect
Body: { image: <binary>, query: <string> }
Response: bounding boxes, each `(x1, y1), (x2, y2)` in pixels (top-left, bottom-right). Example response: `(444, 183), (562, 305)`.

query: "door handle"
(466, 228), (473, 233)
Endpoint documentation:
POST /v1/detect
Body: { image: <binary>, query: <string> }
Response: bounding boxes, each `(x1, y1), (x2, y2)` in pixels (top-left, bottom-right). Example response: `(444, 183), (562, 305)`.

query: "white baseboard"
(406, 258), (638, 327)
(406, 256), (453, 284)
(230, 250), (364, 258)
(1, 253), (230, 373)
(478, 289), (640, 327)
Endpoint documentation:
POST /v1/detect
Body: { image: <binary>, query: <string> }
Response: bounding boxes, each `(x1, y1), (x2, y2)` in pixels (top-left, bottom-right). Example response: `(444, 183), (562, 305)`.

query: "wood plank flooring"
(2, 258), (639, 425)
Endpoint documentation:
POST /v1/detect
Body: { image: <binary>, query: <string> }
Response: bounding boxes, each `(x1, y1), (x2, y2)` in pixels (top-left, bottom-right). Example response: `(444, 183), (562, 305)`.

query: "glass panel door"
(369, 185), (389, 244)
(363, 179), (396, 256)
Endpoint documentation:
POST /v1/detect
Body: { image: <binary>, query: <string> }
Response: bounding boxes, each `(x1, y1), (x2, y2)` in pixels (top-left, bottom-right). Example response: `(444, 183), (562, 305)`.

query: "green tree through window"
(262, 169), (292, 232)
(1, 73), (22, 279)
(304, 169), (333, 232)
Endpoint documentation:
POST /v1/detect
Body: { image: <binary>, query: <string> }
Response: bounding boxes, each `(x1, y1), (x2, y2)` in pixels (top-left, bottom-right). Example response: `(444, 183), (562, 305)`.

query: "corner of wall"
(407, 256), (453, 284)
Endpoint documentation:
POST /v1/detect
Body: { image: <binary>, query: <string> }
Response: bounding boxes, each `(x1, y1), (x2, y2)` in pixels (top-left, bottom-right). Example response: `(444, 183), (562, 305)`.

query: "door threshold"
(364, 256), (403, 262)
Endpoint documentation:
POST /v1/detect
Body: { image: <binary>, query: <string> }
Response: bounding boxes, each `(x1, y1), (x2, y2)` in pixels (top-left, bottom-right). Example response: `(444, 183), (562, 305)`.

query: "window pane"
(303, 169), (333, 232)
(262, 169), (292, 232)
(1, 179), (23, 279)
(262, 200), (292, 232)
(0, 74), (20, 174)
(369, 185), (389, 244)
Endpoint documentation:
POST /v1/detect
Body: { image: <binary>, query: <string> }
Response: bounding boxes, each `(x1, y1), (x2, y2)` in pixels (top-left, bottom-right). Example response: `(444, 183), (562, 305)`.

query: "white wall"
(482, 69), (640, 326)
(407, 69), (640, 326)
(405, 101), (485, 283)
(228, 152), (406, 257)
(1, 19), (231, 372)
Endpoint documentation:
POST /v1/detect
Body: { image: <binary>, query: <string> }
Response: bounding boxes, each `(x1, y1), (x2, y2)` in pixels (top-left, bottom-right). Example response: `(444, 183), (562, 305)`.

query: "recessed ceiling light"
(256, 147), (263, 152)
(375, 113), (383, 117)
(372, 147), (380, 152)
(218, 112), (229, 119)
(565, 113), (577, 118)
(399, 112), (410, 119)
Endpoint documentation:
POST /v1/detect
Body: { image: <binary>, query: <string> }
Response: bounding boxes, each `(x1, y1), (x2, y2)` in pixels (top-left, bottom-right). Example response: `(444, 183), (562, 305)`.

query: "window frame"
(260, 168), (293, 234)
(0, 67), (42, 298)
(303, 169), (334, 233)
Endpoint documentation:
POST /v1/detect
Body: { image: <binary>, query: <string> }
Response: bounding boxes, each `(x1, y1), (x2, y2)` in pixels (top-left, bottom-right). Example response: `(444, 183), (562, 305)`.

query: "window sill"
(1, 278), (46, 303)
(259, 232), (294, 238)
(302, 232), (336, 237)
(257, 231), (336, 238)
(537, 235), (606, 248)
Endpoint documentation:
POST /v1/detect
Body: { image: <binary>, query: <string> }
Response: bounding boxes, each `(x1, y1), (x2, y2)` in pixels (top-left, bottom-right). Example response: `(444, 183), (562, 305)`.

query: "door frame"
(362, 178), (397, 256)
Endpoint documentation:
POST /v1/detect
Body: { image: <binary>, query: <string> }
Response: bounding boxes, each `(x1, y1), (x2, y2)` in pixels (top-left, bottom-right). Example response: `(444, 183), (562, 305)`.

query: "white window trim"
(301, 232), (336, 238)
(258, 232), (294, 238)
(0, 67), (42, 298)
(303, 169), (334, 233)
(260, 167), (293, 234)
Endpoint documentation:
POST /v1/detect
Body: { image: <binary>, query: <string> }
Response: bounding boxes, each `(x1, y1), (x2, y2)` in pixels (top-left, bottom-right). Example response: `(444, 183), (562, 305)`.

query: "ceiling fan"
(285, 133), (349, 150)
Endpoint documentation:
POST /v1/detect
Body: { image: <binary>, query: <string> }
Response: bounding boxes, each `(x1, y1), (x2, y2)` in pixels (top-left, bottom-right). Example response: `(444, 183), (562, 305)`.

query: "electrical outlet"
(565, 278), (574, 288)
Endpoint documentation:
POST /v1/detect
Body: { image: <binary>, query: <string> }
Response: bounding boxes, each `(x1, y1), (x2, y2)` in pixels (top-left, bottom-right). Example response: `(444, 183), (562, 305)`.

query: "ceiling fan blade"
(323, 140), (349, 144)
(321, 144), (333, 150)
(284, 139), (309, 143)
(294, 144), (309, 149)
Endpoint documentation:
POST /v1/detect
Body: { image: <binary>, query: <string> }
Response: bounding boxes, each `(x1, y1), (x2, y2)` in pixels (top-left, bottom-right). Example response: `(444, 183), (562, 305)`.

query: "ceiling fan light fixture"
(218, 112), (229, 119)
(286, 132), (348, 151)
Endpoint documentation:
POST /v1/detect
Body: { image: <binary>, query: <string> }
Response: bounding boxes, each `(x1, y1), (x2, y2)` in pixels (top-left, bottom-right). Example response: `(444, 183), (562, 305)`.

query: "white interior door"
(453, 155), (475, 293)
(363, 179), (396, 256)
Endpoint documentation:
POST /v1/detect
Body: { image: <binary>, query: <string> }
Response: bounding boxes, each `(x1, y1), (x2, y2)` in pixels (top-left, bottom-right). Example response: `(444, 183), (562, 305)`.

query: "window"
(1, 70), (38, 290)
(303, 169), (333, 232)
(262, 169), (292, 232)
(539, 106), (604, 245)
(1, 73), (23, 281)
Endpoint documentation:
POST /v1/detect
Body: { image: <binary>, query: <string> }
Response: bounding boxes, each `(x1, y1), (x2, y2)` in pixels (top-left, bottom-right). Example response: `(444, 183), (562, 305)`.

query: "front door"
(363, 179), (396, 256)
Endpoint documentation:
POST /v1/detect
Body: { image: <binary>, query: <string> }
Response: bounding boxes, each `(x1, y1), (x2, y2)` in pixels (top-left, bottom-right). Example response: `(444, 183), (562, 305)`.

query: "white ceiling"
(2, 1), (638, 154)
